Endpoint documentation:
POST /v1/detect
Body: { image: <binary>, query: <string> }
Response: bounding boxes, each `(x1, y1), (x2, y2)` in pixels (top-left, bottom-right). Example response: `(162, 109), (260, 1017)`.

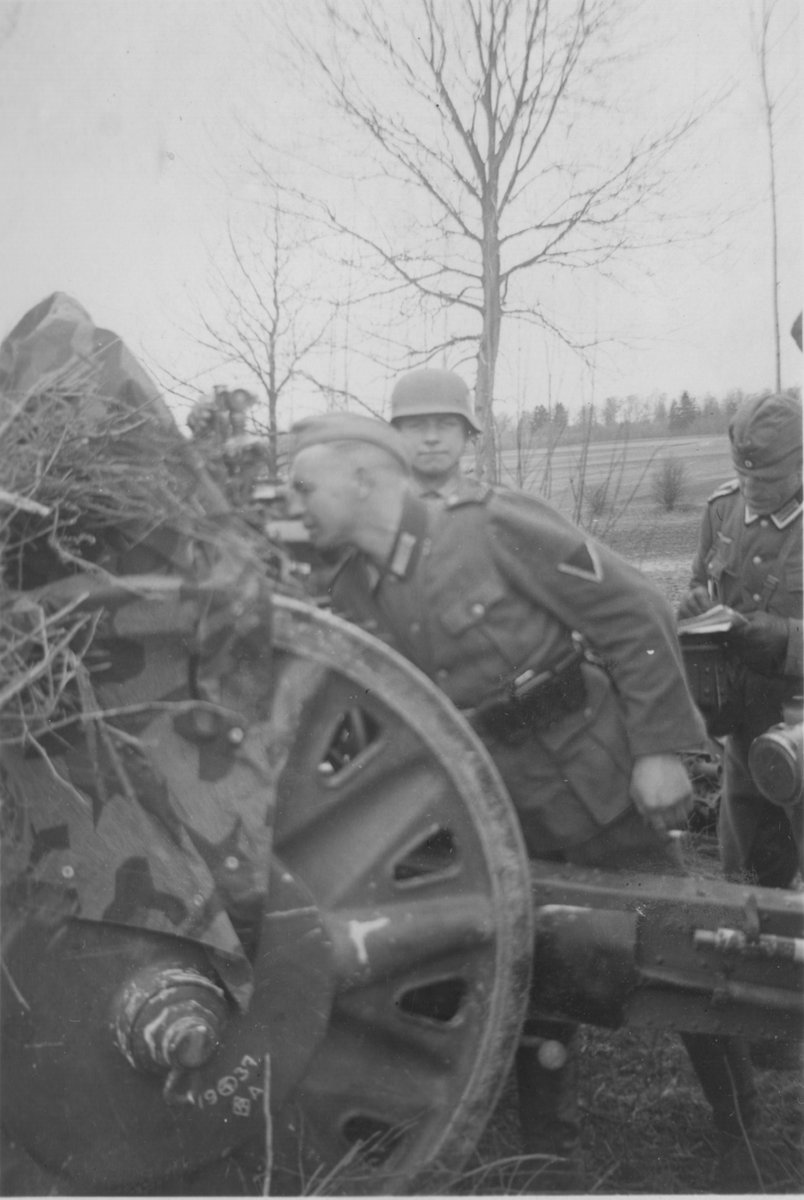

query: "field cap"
(390, 368), (482, 433)
(729, 392), (803, 481)
(291, 412), (411, 470)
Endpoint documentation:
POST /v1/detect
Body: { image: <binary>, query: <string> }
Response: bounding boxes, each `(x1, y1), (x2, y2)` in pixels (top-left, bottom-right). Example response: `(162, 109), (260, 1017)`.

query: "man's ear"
(354, 465), (372, 499)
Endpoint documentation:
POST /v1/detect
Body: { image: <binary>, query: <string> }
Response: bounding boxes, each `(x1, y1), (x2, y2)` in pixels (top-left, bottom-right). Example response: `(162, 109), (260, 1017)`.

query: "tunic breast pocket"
(439, 579), (509, 635)
(779, 566), (803, 618)
(706, 544), (739, 599)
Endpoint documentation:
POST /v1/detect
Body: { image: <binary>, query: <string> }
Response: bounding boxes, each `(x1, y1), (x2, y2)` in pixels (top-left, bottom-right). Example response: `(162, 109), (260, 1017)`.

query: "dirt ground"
(602, 506), (701, 605)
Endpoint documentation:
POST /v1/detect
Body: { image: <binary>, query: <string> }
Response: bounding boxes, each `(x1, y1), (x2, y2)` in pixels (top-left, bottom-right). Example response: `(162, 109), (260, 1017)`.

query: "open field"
(497, 433), (735, 606)
(498, 434), (735, 515)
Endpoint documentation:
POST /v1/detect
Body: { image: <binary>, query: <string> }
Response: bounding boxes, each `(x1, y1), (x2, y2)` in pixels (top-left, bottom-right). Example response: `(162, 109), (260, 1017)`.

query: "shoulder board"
(707, 478), (740, 503)
(444, 481), (494, 509)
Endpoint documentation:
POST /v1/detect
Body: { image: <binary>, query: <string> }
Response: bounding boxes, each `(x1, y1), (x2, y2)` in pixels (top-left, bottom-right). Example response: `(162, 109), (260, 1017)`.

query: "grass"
(459, 1019), (804, 1195)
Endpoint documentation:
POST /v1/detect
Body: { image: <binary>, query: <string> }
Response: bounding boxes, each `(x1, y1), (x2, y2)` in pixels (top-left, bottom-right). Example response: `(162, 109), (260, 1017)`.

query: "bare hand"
(728, 611), (789, 674)
(630, 754), (693, 835)
(677, 587), (712, 620)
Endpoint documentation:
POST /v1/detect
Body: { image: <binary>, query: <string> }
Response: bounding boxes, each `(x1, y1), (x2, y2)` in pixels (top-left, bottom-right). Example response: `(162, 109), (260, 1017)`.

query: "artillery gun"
(1, 296), (802, 1196)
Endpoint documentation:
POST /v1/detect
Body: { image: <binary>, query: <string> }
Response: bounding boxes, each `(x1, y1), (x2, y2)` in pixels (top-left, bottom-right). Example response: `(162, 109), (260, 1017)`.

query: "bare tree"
(193, 201), (334, 472)
(752, 0), (795, 391)
(282, 0), (701, 480)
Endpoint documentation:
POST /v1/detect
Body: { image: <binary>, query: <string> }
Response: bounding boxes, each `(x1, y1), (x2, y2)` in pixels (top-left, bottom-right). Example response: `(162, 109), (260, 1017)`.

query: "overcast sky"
(0, 0), (800, 423)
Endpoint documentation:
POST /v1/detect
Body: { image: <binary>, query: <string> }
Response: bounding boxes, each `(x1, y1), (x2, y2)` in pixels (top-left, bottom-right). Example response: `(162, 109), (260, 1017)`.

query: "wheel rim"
(267, 597), (533, 1194)
(1, 590), (533, 1195)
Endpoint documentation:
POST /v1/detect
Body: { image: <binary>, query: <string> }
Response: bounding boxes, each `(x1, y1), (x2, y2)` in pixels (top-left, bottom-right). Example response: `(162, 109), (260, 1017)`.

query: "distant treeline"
(498, 386), (801, 448)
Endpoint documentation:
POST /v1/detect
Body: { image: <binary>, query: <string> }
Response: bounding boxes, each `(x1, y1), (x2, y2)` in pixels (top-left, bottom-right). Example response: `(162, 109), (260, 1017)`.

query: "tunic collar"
(744, 492), (803, 529)
(385, 492), (430, 580)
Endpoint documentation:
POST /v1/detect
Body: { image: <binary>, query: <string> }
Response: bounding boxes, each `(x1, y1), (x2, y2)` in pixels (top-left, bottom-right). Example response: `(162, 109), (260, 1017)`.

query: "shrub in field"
(651, 456), (688, 512)
(586, 481), (610, 521)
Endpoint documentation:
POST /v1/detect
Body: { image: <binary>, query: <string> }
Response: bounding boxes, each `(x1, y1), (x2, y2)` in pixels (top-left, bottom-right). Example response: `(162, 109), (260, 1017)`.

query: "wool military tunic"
(688, 480), (803, 738)
(332, 487), (706, 857)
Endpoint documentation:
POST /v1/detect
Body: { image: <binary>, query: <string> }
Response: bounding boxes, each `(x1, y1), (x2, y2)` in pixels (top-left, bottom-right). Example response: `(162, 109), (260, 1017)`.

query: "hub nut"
(111, 963), (228, 1074)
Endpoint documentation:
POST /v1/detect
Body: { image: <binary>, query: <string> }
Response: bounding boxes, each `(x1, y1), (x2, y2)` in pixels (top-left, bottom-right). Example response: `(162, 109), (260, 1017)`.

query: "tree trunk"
(763, 82), (781, 392)
(759, 1), (782, 391)
(475, 191), (502, 482)
(268, 345), (278, 475)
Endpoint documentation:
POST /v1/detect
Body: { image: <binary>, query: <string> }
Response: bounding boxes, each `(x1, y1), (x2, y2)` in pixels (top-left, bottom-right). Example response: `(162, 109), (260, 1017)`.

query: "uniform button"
(436, 669), (449, 682)
(752, 555), (762, 565)
(470, 602), (485, 617)
(752, 593), (761, 602)
(410, 621), (421, 635)
(760, 519), (769, 527)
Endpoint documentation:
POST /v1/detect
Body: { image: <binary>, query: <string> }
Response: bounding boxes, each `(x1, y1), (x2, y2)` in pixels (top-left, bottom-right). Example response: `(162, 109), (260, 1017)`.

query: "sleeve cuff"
(784, 619), (804, 678)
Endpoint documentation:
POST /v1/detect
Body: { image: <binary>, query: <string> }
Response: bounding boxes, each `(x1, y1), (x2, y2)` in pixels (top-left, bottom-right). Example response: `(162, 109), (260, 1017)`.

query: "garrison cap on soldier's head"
(290, 412), (412, 470)
(728, 392), (803, 481)
(390, 368), (482, 434)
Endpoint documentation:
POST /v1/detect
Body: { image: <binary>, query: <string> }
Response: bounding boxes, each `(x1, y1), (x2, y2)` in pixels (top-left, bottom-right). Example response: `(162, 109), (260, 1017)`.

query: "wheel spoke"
(327, 892), (494, 990)
(272, 1012), (448, 1193)
(277, 765), (459, 907)
(275, 717), (431, 838)
(290, 1013), (442, 1133)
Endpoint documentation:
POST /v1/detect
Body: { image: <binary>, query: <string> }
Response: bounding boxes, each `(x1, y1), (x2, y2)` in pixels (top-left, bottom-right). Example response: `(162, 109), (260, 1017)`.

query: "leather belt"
(465, 647), (587, 746)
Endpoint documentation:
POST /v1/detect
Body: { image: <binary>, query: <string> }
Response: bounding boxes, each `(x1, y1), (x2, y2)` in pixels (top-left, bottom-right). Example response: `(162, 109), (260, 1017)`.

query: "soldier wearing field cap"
(678, 392), (803, 890)
(389, 368), (482, 501)
(289, 411), (759, 1191)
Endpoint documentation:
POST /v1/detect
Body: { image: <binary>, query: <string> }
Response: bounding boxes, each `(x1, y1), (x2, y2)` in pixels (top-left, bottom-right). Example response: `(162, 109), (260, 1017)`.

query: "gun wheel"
(1, 594), (532, 1196)
(264, 598), (533, 1195)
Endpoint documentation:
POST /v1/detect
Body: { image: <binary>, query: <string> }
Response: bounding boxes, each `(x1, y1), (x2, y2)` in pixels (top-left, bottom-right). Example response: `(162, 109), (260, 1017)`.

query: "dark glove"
(727, 612), (789, 675)
(677, 587), (712, 620)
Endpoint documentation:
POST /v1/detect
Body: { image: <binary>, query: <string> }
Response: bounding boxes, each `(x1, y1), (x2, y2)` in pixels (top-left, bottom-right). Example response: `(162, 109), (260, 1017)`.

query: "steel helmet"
(390, 368), (482, 433)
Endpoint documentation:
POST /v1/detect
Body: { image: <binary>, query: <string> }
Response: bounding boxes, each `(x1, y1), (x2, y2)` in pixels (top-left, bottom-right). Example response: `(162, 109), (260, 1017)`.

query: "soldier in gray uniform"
(288, 412), (759, 1191)
(389, 368), (481, 501)
(678, 392), (803, 888)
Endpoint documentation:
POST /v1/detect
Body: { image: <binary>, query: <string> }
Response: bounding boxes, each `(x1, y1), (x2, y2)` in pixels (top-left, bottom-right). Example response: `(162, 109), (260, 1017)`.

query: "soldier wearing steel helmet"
(389, 367), (482, 501)
(288, 411), (759, 1192)
(678, 391), (803, 889)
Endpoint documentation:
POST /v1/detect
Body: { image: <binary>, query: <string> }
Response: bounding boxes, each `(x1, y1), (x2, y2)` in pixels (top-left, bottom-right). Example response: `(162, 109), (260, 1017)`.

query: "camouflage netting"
(0, 293), (288, 747)
(0, 292), (237, 591)
(0, 295), (289, 1000)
